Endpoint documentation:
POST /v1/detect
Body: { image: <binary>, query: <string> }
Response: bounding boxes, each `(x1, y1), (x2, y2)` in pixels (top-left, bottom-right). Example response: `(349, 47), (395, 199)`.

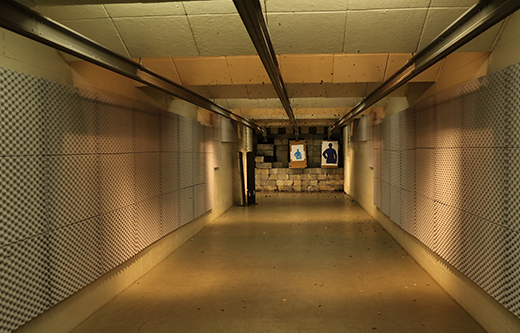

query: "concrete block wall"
(255, 168), (344, 192)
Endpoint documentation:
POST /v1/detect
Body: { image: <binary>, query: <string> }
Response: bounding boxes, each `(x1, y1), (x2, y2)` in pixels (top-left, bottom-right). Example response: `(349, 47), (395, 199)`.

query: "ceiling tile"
(266, 0), (348, 12)
(58, 19), (129, 57)
(140, 58), (182, 84)
(384, 53), (412, 79)
(183, 0), (237, 14)
(348, 0), (429, 10)
(112, 16), (198, 57)
(280, 54), (334, 83)
(184, 85), (211, 98)
(458, 22), (503, 52)
(226, 56), (269, 85)
(246, 84), (278, 98)
(411, 61), (443, 82)
(174, 57), (232, 85)
(418, 8), (468, 51)
(104, 3), (185, 17)
(293, 108), (348, 117)
(267, 12), (347, 54)
(430, 0), (477, 7)
(36, 5), (108, 20)
(239, 108), (287, 118)
(333, 54), (388, 83)
(287, 82), (367, 97)
(188, 14), (256, 56)
(207, 85), (249, 99)
(344, 9), (427, 53)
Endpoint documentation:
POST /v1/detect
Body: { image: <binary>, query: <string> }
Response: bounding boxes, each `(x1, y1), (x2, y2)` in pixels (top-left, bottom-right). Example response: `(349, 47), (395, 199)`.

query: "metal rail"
(0, 0), (265, 133)
(233, 0), (299, 135)
(328, 0), (520, 132)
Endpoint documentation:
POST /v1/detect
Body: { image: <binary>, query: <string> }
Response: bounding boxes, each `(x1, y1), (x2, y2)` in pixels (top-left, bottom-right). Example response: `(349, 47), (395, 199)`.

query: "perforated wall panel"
(0, 66), (216, 331)
(389, 113), (400, 151)
(373, 60), (520, 320)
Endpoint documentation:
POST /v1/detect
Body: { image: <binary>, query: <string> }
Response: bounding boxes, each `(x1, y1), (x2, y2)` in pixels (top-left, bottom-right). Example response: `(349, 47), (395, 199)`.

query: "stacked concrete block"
(256, 143), (274, 169)
(255, 168), (344, 192)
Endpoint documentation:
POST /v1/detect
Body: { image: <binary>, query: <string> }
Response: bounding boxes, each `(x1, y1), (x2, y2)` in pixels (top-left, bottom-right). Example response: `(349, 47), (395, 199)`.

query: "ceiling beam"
(233, 0), (299, 135)
(328, 0), (520, 133)
(0, 0), (265, 133)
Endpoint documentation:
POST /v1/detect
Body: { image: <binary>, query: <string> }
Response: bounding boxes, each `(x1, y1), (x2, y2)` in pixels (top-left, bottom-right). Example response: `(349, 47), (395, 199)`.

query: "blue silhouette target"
(321, 141), (339, 167)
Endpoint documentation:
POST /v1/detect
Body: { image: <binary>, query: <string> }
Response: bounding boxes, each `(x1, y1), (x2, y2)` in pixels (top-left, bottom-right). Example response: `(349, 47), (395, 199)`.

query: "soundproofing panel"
(0, 66), (215, 332)
(372, 61), (520, 319)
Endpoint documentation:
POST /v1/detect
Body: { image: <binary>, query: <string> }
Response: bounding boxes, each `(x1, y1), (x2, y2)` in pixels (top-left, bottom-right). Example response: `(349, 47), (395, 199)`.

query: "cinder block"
(294, 185), (302, 192)
(276, 180), (284, 186)
(289, 174), (301, 180)
(259, 169), (269, 174)
(278, 168), (288, 174)
(269, 127), (278, 134)
(293, 180), (302, 186)
(272, 162), (284, 168)
(268, 175), (277, 181)
(310, 180), (318, 186)
(270, 168), (279, 175)
(319, 185), (335, 191)
(277, 174), (288, 180)
(318, 174), (327, 180)
(259, 174), (269, 181)
(301, 127), (309, 134)
(309, 174), (318, 180)
(257, 150), (274, 157)
(316, 127), (325, 134)
(266, 186), (278, 191)
(256, 162), (272, 169)
(274, 139), (289, 146)
(257, 144), (274, 150)
(287, 168), (303, 175)
(255, 156), (264, 163)
(309, 185), (319, 192)
(306, 139), (314, 145)
(335, 185), (344, 191)
(283, 180), (294, 186)
(276, 145), (289, 152)
(317, 168), (328, 174)
(286, 127), (294, 134)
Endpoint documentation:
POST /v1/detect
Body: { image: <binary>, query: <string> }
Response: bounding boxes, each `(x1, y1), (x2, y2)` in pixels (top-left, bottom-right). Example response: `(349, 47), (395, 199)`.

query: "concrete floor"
(71, 193), (485, 333)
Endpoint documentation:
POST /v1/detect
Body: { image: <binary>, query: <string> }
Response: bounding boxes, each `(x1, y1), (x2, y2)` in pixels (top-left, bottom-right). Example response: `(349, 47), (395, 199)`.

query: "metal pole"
(0, 0), (266, 134)
(328, 0), (520, 132)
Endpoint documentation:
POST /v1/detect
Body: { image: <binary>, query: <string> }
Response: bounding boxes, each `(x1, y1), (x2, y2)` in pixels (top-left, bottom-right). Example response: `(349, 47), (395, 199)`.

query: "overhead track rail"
(233, 0), (299, 135)
(328, 0), (520, 133)
(0, 0), (265, 133)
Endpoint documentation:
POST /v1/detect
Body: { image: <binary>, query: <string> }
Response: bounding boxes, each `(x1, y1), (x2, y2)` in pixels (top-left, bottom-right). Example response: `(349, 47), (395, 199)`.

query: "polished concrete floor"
(71, 193), (485, 333)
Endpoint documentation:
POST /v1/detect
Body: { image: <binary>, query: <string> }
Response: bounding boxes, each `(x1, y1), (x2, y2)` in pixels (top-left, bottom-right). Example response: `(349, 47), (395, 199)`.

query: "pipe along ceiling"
(1, 0), (520, 134)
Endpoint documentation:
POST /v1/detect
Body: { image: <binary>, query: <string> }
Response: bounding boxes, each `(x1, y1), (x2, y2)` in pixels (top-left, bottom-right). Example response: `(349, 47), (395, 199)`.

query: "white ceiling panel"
(418, 8), (468, 51)
(112, 16), (198, 57)
(267, 12), (347, 54)
(188, 14), (256, 56)
(458, 22), (503, 52)
(430, 0), (477, 7)
(280, 54), (334, 83)
(104, 3), (185, 17)
(59, 19), (129, 57)
(183, 0), (237, 14)
(266, 0), (348, 12)
(37, 5), (108, 20)
(347, 0), (430, 10)
(344, 9), (428, 53)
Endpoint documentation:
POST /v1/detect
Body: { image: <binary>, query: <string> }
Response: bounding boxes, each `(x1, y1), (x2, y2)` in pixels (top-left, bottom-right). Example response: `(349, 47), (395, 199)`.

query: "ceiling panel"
(184, 85), (211, 98)
(188, 14), (256, 56)
(112, 16), (198, 57)
(246, 84), (278, 98)
(140, 58), (182, 84)
(104, 3), (185, 17)
(266, 0), (348, 12)
(226, 56), (269, 84)
(174, 57), (231, 85)
(287, 82), (368, 97)
(280, 54), (334, 83)
(59, 19), (130, 57)
(207, 84), (249, 99)
(418, 8), (468, 51)
(183, 0), (237, 14)
(333, 54), (388, 83)
(347, 0), (430, 10)
(458, 22), (504, 52)
(430, 0), (477, 7)
(344, 9), (428, 53)
(384, 53), (411, 79)
(267, 12), (347, 54)
(36, 5), (108, 20)
(411, 61), (443, 82)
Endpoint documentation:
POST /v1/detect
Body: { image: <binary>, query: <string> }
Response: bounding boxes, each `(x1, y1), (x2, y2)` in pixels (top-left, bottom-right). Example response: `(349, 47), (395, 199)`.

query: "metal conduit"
(233, 0), (299, 135)
(0, 0), (266, 134)
(328, 0), (520, 133)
